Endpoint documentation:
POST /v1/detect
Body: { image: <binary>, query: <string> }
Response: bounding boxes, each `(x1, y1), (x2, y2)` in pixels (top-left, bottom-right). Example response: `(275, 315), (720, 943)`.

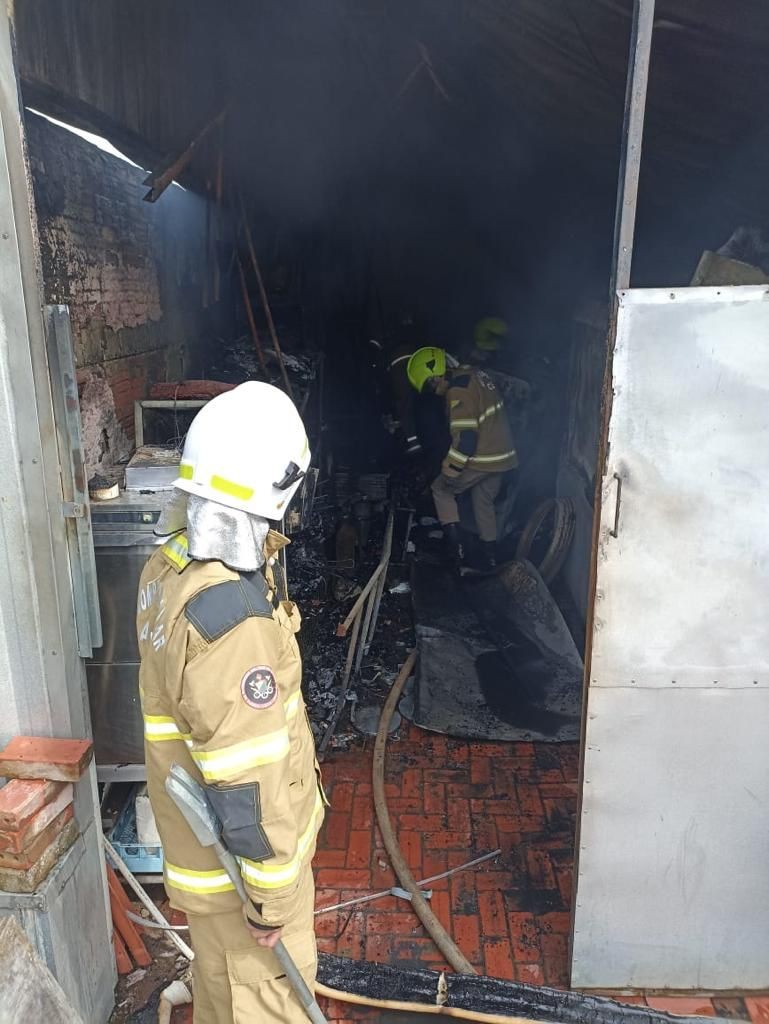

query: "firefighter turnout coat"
(136, 529), (325, 928)
(442, 366), (518, 476)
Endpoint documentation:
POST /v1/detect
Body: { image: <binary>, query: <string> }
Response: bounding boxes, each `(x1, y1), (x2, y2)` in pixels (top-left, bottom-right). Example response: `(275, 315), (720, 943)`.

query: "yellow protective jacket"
(136, 530), (325, 927)
(443, 366), (518, 475)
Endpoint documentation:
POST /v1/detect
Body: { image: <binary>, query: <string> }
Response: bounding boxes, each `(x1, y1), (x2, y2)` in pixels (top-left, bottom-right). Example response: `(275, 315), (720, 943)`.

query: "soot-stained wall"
(26, 111), (224, 477)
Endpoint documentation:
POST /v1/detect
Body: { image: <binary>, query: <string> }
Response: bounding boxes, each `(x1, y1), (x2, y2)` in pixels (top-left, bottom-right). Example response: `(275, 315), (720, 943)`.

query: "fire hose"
(371, 648), (477, 975)
(317, 653), (546, 1017)
(313, 981), (548, 1024)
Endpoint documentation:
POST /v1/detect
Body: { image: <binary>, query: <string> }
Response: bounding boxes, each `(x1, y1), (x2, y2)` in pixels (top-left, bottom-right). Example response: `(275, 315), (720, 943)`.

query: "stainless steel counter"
(87, 491), (166, 767)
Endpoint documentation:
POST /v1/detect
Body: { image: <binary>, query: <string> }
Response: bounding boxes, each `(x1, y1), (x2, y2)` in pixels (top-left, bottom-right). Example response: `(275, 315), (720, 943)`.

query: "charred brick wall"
(26, 110), (226, 477)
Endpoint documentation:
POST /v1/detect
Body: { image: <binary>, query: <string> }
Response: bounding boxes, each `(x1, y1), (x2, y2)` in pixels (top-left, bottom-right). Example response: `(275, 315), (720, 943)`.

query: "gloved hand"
(242, 903), (283, 947)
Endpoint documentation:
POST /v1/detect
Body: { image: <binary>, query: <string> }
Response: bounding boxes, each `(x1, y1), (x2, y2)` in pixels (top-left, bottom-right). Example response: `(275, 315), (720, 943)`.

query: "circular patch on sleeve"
(241, 666), (278, 710)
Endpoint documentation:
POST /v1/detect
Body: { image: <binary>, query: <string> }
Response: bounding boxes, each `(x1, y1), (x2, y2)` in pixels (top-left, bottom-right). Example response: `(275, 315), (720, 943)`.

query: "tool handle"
(273, 941), (328, 1024)
(215, 843), (249, 902)
(214, 843), (328, 1023)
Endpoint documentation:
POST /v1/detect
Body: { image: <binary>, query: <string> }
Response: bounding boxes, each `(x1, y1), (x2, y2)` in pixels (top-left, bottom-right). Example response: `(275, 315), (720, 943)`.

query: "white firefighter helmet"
(173, 382), (310, 521)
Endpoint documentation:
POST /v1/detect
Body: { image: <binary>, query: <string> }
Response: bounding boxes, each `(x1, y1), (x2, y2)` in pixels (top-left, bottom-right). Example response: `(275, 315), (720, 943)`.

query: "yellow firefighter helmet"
(406, 346), (447, 393)
(473, 317), (508, 352)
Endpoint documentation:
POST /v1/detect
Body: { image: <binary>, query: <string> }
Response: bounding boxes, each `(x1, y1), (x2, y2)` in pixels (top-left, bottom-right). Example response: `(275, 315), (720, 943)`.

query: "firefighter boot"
(462, 540), (498, 576)
(443, 523), (465, 572)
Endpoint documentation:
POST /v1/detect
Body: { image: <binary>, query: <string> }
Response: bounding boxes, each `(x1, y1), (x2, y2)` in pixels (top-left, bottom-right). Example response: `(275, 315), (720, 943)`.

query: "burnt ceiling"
(14, 1), (769, 306)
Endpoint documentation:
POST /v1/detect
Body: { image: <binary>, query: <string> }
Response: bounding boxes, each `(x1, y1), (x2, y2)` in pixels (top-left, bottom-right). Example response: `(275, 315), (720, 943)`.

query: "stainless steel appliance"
(124, 445), (181, 490)
(87, 491), (166, 770)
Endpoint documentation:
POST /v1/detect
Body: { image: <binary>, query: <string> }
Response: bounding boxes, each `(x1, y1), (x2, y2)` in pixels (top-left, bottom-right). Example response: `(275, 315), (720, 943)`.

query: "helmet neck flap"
(187, 495), (270, 573)
(157, 490), (269, 573)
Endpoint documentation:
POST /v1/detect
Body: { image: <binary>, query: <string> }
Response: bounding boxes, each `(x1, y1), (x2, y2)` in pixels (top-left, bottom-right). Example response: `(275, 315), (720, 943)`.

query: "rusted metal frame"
(142, 107), (228, 203)
(238, 192), (295, 400)
(573, 0), (655, 985)
(213, 123), (224, 303)
(236, 255), (268, 373)
(203, 178), (212, 308)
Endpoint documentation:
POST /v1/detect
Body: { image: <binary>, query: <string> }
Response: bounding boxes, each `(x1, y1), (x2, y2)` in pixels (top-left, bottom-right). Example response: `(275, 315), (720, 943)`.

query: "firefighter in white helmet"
(136, 381), (326, 1024)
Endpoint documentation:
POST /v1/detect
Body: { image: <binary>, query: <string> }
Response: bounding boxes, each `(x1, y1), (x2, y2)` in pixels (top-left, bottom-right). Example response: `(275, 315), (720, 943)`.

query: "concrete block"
(0, 819), (116, 1021)
(0, 737), (93, 782)
(0, 917), (82, 1023)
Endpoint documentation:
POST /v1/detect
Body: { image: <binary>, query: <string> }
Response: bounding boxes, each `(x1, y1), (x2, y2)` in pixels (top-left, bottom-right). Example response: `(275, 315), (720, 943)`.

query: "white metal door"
(572, 286), (769, 990)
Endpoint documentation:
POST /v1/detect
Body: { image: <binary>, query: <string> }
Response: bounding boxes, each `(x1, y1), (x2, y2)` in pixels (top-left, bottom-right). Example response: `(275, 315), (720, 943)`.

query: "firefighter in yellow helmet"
(469, 317), (530, 400)
(473, 316), (508, 358)
(136, 382), (326, 1024)
(408, 347), (518, 572)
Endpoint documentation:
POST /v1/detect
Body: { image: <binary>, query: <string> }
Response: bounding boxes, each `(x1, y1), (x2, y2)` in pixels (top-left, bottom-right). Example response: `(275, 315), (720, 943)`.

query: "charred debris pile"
(287, 472), (417, 753)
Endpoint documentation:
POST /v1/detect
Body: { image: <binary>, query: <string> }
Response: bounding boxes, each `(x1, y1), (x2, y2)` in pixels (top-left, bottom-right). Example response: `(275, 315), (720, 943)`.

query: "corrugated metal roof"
(14, 0), (769, 286)
(15, 1), (769, 179)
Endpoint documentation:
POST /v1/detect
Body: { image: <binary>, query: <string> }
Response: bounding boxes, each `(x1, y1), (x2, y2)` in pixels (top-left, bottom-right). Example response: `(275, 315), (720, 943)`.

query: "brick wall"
(26, 111), (228, 477)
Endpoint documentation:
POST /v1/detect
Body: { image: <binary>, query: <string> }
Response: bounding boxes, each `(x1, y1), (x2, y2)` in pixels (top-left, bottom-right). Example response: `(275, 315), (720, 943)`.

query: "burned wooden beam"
(236, 255), (267, 374)
(142, 106), (227, 203)
(238, 192), (295, 400)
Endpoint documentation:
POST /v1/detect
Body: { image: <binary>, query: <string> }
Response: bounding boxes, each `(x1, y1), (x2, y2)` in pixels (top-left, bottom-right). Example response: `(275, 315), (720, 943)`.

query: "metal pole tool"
(165, 763), (328, 1024)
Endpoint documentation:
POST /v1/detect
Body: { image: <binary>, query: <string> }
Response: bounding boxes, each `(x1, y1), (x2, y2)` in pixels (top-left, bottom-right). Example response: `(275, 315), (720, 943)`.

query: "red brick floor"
(169, 723), (769, 1023)
(314, 726), (578, 988)
(310, 724), (768, 1024)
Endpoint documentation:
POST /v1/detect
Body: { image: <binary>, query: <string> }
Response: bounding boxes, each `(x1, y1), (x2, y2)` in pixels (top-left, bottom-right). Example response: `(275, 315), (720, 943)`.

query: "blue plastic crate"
(109, 786), (164, 875)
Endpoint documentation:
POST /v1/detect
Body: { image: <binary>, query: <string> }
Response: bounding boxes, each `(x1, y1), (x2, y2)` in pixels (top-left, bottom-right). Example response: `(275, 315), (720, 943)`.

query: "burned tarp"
(404, 560), (582, 742)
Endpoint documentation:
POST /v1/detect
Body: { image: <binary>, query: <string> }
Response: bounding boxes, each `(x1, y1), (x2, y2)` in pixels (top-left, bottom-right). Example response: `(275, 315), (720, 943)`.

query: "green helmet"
(473, 317), (508, 352)
(406, 346), (447, 392)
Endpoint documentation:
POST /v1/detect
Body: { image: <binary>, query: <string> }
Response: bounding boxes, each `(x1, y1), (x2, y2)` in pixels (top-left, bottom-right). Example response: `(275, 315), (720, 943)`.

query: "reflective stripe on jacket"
(136, 530), (325, 926)
(443, 366), (518, 474)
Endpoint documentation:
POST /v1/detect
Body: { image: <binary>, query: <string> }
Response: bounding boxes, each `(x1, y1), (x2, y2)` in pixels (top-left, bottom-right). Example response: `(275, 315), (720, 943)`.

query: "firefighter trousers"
(187, 867), (317, 1024)
(431, 469), (504, 542)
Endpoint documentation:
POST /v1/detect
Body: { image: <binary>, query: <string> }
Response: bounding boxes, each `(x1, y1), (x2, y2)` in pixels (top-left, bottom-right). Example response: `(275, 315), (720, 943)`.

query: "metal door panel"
(86, 535), (161, 764)
(592, 286), (769, 688)
(90, 545), (158, 665)
(572, 686), (769, 990)
(575, 285), (769, 989)
(86, 664), (145, 764)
